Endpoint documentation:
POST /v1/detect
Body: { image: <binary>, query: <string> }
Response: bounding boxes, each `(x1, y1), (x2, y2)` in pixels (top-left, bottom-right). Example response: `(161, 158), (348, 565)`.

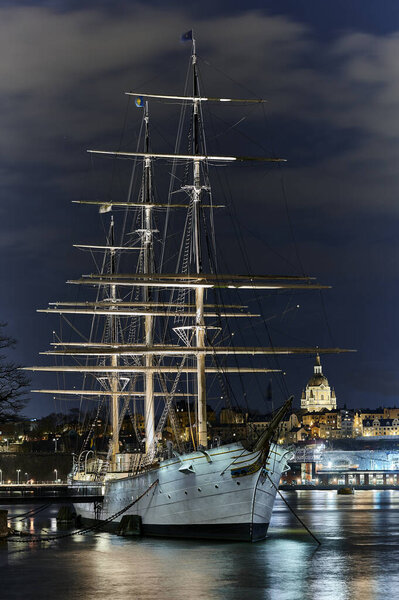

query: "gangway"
(0, 483), (103, 505)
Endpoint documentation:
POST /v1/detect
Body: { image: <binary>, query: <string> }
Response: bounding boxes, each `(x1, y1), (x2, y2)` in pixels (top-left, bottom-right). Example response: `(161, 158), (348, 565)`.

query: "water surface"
(2, 490), (399, 600)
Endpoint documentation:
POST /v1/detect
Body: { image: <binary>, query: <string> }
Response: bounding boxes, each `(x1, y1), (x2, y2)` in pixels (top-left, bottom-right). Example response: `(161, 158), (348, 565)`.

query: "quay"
(0, 483), (103, 504)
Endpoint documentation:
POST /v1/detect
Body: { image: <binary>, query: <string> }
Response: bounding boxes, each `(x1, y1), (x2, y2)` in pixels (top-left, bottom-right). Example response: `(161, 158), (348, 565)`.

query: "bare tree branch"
(0, 323), (29, 422)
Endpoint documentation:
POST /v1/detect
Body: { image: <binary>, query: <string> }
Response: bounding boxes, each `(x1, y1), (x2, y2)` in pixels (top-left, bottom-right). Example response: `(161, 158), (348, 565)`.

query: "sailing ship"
(26, 33), (349, 541)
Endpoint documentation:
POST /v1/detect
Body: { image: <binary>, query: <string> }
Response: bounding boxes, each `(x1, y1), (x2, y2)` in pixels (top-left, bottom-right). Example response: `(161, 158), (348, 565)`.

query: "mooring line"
(7, 479), (159, 545)
(267, 474), (321, 545)
(9, 503), (53, 522)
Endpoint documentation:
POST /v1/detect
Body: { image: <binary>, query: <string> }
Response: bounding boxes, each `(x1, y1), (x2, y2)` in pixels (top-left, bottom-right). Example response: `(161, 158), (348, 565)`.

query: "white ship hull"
(72, 442), (290, 542)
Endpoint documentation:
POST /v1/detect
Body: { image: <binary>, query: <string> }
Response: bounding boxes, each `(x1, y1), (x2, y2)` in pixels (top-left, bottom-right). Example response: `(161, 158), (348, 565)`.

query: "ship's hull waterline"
(72, 442), (290, 542)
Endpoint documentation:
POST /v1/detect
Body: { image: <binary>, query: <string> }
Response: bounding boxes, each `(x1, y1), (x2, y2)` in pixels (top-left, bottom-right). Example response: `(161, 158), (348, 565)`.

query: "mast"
(26, 38), (356, 468)
(109, 217), (119, 464)
(142, 102), (155, 459)
(191, 35), (207, 449)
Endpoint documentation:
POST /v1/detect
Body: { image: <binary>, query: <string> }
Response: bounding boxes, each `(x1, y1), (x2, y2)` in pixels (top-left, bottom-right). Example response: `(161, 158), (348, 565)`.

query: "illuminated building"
(219, 408), (245, 424)
(362, 417), (399, 437)
(353, 409), (384, 436)
(301, 354), (337, 412)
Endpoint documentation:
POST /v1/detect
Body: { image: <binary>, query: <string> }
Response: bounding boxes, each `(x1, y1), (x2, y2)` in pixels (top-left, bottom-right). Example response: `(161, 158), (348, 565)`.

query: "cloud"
(0, 4), (398, 216)
(0, 6), (314, 165)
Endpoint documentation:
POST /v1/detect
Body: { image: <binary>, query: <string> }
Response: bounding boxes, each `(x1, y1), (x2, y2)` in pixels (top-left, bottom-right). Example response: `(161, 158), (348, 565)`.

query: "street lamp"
(53, 438), (58, 453)
(16, 469), (21, 484)
(54, 469), (58, 482)
(25, 472), (28, 483)
(4, 438), (9, 451)
(0, 469), (2, 484)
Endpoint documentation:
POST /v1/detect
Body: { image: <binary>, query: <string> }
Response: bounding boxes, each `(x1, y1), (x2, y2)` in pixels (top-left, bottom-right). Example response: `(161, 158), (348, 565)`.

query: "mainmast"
(142, 102), (155, 459)
(191, 36), (207, 449)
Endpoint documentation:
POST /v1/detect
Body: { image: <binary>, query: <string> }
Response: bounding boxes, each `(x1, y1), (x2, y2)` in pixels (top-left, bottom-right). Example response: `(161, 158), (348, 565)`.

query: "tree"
(0, 323), (29, 421)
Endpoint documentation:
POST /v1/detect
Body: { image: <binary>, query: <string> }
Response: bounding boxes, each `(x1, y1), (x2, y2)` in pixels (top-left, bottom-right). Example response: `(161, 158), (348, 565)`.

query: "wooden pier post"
(0, 509), (8, 538)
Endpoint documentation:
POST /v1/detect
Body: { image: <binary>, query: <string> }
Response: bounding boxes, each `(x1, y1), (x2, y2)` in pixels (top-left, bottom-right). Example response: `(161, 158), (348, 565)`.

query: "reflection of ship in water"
(5, 493), (389, 598)
(26, 32), (348, 541)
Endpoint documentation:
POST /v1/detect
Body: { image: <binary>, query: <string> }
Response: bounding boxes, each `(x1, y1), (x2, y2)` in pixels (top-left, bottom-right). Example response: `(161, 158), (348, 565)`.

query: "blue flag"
(135, 96), (144, 108)
(181, 30), (193, 42)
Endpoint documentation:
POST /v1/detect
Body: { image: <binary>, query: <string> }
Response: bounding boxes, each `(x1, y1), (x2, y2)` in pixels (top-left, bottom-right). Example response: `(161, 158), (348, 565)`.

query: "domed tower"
(301, 354), (337, 412)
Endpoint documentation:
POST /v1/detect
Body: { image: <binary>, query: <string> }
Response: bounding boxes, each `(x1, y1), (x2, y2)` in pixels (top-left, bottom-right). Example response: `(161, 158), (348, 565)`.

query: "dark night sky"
(1, 0), (399, 417)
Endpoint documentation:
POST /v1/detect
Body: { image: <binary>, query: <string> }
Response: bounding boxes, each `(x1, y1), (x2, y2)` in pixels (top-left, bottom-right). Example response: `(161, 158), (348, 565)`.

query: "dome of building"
(307, 373), (329, 387)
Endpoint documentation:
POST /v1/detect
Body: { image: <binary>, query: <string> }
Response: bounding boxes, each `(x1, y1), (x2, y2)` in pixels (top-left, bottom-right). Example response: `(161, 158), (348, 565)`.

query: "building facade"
(362, 418), (399, 437)
(353, 410), (384, 436)
(301, 354), (337, 412)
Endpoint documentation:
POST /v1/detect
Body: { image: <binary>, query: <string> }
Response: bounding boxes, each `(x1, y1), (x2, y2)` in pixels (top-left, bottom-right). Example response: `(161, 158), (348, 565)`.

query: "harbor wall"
(0, 453), (73, 483)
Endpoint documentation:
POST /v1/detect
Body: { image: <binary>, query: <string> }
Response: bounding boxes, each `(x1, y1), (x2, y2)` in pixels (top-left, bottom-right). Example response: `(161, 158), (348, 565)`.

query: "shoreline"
(280, 484), (399, 491)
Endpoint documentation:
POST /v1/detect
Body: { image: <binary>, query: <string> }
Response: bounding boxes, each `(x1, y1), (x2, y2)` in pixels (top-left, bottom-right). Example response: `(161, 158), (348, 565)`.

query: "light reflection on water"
(2, 490), (399, 599)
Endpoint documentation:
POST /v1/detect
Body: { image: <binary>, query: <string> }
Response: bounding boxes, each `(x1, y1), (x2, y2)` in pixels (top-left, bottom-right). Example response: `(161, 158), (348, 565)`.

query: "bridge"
(284, 446), (399, 487)
(0, 483), (104, 504)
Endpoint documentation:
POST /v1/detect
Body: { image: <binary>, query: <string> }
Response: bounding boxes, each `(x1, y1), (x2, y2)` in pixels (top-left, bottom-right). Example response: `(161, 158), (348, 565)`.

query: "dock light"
(54, 469), (58, 482)
(16, 469), (21, 484)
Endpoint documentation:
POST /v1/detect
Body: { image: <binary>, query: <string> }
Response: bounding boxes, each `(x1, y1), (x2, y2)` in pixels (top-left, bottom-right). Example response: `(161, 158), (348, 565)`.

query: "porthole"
(168, 494), (171, 499)
(236, 481), (241, 486)
(198, 488), (202, 492)
(184, 491), (188, 495)
(215, 485), (219, 489)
